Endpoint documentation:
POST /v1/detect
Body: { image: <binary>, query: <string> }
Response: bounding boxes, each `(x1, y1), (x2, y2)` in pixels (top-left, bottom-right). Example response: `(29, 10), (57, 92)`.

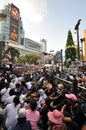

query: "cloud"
(23, 0), (48, 23)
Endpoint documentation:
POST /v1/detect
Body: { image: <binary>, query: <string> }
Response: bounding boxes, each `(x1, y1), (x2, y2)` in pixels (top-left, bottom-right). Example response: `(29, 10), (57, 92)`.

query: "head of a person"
(61, 89), (67, 97)
(47, 109), (63, 127)
(15, 83), (20, 88)
(17, 108), (26, 123)
(9, 89), (15, 96)
(45, 97), (51, 107)
(39, 89), (45, 96)
(5, 82), (10, 89)
(29, 98), (37, 111)
(65, 93), (78, 105)
(13, 96), (20, 106)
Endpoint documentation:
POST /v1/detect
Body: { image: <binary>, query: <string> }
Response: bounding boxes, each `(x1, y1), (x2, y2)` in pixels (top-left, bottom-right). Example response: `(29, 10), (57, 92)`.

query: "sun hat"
(48, 109), (63, 124)
(65, 93), (78, 101)
(18, 108), (26, 118)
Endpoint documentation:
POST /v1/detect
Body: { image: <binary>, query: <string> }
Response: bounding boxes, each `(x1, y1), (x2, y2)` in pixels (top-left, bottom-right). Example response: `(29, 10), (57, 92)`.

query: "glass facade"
(0, 3), (42, 55)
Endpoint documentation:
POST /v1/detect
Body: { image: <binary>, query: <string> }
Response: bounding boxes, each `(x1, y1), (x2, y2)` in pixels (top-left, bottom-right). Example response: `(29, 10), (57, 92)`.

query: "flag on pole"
(6, 52), (12, 59)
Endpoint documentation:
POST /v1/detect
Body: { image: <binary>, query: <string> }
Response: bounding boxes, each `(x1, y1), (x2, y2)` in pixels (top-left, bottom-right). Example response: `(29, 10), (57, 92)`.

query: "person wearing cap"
(47, 109), (67, 130)
(61, 93), (86, 129)
(12, 108), (32, 130)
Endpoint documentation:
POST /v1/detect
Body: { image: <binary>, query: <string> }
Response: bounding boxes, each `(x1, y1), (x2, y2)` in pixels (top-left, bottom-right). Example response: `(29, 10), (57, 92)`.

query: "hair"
(30, 98), (37, 111)
(5, 82), (10, 89)
(16, 83), (20, 88)
(13, 96), (20, 107)
(52, 123), (67, 130)
(9, 89), (15, 96)
(18, 117), (26, 124)
(45, 97), (51, 107)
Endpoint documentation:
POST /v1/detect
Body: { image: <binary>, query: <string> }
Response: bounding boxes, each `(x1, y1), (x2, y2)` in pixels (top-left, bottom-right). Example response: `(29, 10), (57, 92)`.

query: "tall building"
(0, 3), (24, 46)
(0, 4), (10, 53)
(0, 3), (42, 55)
(40, 39), (47, 53)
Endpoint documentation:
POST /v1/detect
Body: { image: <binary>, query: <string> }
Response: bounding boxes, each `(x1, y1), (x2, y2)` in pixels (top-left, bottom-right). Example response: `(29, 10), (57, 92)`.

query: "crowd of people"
(0, 65), (86, 130)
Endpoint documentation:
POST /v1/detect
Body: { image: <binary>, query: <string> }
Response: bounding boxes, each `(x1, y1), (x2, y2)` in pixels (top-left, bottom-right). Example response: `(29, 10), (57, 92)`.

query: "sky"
(0, 0), (86, 55)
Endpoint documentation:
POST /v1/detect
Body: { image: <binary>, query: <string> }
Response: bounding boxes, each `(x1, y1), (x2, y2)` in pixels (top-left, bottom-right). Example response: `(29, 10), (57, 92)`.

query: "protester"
(26, 98), (40, 130)
(50, 89), (67, 111)
(61, 93), (86, 129)
(40, 97), (52, 130)
(47, 109), (67, 130)
(72, 74), (78, 96)
(4, 96), (20, 130)
(0, 82), (11, 104)
(37, 88), (47, 109)
(12, 108), (32, 130)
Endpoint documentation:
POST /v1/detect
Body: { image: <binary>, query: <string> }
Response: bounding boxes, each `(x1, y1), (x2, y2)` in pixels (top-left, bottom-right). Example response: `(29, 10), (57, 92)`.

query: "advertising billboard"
(9, 4), (19, 44)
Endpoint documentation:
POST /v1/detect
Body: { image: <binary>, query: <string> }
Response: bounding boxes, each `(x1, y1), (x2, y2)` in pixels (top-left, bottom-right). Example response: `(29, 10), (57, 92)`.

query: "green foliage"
(65, 30), (76, 63)
(66, 30), (75, 46)
(17, 56), (26, 64)
(25, 54), (40, 64)
(4, 46), (20, 62)
(65, 48), (76, 61)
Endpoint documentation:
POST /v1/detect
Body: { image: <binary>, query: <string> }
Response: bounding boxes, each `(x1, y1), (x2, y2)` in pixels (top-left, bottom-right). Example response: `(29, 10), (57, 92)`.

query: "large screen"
(9, 4), (19, 43)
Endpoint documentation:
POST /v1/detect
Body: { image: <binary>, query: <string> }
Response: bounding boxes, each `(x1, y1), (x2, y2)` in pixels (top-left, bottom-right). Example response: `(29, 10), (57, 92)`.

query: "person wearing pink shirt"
(26, 99), (40, 130)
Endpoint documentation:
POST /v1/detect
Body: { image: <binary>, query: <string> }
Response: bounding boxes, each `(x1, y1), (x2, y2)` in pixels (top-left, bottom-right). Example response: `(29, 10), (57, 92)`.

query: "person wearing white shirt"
(9, 79), (16, 89)
(0, 83), (11, 103)
(4, 96), (20, 130)
(26, 78), (32, 90)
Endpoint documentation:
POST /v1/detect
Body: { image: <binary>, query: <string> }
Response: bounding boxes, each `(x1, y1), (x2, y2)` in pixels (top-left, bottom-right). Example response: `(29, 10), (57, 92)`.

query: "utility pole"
(61, 49), (63, 74)
(74, 19), (81, 60)
(80, 38), (85, 65)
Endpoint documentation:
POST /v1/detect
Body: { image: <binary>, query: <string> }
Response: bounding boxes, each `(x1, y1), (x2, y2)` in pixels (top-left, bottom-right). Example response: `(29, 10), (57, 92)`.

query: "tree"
(65, 30), (76, 65)
(4, 46), (20, 62)
(17, 56), (26, 64)
(25, 54), (40, 64)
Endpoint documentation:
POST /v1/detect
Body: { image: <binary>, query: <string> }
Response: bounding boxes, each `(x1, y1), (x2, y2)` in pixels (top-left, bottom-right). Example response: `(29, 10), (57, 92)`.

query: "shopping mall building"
(0, 3), (47, 56)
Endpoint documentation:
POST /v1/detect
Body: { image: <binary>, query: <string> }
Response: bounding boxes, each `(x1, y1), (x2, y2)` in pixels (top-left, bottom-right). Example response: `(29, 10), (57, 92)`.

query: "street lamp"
(80, 38), (85, 64)
(74, 19), (81, 60)
(61, 49), (63, 74)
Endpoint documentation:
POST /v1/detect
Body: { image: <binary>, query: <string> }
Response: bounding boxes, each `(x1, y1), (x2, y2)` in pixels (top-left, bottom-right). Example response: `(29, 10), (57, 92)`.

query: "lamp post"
(74, 19), (81, 60)
(61, 49), (63, 75)
(80, 38), (85, 65)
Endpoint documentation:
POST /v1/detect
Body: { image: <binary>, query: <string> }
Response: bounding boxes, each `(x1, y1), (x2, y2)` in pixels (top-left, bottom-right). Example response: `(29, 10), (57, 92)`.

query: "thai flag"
(6, 52), (12, 59)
